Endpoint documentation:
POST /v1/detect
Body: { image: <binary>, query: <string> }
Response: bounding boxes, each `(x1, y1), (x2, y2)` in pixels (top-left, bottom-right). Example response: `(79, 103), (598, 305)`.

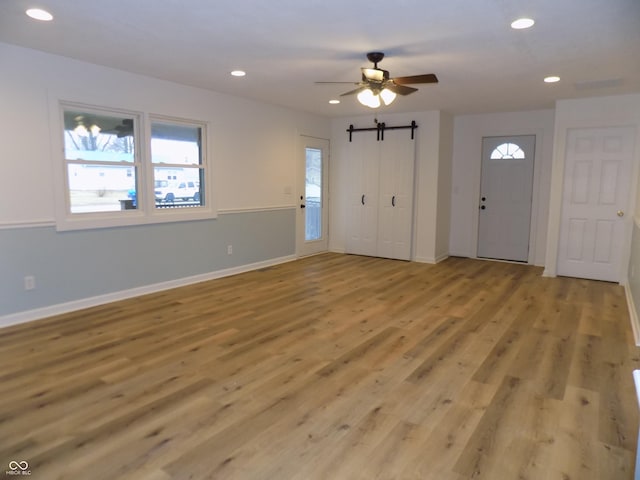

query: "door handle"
(300, 204), (305, 209)
(480, 205), (486, 210)
(617, 210), (624, 217)
(361, 194), (365, 205)
(392, 196), (396, 207)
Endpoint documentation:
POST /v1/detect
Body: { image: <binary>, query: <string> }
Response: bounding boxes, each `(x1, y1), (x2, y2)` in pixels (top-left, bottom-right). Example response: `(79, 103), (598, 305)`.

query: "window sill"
(55, 206), (217, 231)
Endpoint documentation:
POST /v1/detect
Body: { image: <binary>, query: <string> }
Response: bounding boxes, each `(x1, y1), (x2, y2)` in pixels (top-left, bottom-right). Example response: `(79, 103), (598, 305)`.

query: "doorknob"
(617, 210), (624, 217)
(480, 205), (486, 210)
(300, 204), (306, 209)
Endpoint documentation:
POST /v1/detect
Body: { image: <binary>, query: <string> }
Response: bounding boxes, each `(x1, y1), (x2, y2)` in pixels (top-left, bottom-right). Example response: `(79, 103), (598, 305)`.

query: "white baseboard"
(624, 281), (640, 346)
(414, 254), (449, 264)
(0, 255), (297, 330)
(434, 253), (450, 264)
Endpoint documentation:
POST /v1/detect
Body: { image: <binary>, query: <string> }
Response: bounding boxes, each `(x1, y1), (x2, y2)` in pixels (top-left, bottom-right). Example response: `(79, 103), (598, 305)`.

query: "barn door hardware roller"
(346, 120), (418, 142)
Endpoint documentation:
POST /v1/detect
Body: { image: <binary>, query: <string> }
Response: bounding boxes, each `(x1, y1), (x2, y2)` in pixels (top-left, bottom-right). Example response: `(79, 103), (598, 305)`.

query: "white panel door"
(346, 134), (379, 256)
(557, 126), (635, 282)
(377, 130), (415, 260)
(478, 135), (536, 262)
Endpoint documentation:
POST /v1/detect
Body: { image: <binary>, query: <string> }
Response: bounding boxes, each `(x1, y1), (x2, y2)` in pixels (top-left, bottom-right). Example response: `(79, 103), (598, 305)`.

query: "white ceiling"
(1, 0), (639, 117)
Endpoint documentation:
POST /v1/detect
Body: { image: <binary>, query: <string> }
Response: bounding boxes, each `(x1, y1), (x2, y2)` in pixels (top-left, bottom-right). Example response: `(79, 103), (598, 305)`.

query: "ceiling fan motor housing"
(366, 51), (385, 67)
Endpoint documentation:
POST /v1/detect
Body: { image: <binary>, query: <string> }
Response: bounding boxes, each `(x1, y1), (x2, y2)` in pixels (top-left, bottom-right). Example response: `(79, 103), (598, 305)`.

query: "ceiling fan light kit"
(357, 87), (397, 108)
(357, 89), (381, 108)
(317, 51), (438, 109)
(379, 88), (397, 105)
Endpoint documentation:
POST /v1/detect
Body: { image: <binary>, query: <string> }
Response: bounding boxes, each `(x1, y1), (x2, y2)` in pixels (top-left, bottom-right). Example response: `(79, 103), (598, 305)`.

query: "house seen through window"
(63, 109), (137, 213)
(151, 122), (204, 208)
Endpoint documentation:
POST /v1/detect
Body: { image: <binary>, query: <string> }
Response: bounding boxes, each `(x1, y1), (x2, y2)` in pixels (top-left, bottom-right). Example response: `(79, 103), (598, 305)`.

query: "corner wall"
(435, 112), (454, 262)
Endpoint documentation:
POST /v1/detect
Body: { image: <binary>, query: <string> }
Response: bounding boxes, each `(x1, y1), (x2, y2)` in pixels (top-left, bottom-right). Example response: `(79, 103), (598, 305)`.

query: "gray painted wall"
(0, 209), (295, 317)
(628, 223), (640, 320)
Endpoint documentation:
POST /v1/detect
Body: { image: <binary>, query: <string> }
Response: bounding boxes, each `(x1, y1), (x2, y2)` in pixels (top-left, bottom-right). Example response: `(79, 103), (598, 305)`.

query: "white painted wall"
(329, 110), (451, 263)
(411, 111), (441, 263)
(435, 112), (454, 261)
(0, 42), (330, 226)
(449, 109), (555, 265)
(545, 94), (640, 279)
(0, 41), (333, 321)
(412, 111), (453, 263)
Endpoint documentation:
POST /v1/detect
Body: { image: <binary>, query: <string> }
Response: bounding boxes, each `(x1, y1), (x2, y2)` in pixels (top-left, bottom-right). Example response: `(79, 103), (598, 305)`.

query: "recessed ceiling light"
(511, 18), (535, 29)
(230, 70), (246, 77)
(544, 76), (561, 83)
(26, 8), (53, 21)
(329, 99), (340, 105)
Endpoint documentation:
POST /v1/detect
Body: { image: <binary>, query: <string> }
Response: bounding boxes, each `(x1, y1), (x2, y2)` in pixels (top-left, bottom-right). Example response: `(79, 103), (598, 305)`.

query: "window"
(490, 142), (525, 159)
(63, 108), (138, 213)
(57, 103), (212, 230)
(305, 147), (322, 241)
(151, 121), (204, 208)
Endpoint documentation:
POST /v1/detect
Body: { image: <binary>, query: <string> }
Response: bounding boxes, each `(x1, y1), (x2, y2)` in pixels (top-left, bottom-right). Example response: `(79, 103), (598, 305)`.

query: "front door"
(557, 126), (635, 282)
(477, 135), (536, 262)
(297, 136), (329, 257)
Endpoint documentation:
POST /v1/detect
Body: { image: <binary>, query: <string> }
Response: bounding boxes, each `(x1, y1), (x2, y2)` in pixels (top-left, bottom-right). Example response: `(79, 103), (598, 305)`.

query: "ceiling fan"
(317, 52), (438, 108)
(114, 118), (134, 138)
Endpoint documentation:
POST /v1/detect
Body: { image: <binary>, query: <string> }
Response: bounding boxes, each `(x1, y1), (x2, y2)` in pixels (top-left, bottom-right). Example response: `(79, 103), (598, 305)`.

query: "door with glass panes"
(297, 136), (329, 256)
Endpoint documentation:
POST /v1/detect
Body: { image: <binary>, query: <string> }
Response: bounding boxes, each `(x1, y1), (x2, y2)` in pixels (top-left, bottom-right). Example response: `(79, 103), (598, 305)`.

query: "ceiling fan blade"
(392, 73), (439, 85)
(385, 84), (418, 96)
(340, 86), (367, 97)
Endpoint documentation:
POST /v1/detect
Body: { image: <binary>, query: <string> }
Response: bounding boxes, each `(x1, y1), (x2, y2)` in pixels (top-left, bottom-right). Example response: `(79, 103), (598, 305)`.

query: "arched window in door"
(490, 142), (525, 159)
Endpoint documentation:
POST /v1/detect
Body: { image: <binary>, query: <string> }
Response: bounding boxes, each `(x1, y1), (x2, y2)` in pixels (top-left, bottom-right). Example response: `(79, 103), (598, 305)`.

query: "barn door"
(377, 129), (415, 260)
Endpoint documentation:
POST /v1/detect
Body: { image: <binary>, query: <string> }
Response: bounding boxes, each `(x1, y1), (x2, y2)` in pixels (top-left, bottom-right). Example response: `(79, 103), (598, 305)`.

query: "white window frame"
(52, 101), (216, 231)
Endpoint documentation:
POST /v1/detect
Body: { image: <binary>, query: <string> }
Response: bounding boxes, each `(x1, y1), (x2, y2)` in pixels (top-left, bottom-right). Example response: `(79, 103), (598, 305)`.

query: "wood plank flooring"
(1, 253), (639, 479)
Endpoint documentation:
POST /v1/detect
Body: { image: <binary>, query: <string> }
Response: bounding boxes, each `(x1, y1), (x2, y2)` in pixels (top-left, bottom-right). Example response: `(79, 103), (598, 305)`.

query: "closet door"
(346, 134), (379, 256)
(377, 130), (415, 260)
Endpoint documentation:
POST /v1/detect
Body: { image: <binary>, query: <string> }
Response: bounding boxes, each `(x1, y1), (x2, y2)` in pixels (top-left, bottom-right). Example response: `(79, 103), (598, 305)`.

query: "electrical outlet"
(227, 245), (233, 255)
(24, 275), (36, 291)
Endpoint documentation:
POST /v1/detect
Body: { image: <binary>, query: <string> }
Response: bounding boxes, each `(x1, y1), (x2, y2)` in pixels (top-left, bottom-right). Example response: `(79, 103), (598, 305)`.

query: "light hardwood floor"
(1, 253), (639, 479)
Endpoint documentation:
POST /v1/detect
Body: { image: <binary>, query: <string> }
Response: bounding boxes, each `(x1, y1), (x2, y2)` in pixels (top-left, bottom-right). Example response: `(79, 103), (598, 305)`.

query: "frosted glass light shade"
(357, 89), (381, 108)
(380, 88), (396, 105)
